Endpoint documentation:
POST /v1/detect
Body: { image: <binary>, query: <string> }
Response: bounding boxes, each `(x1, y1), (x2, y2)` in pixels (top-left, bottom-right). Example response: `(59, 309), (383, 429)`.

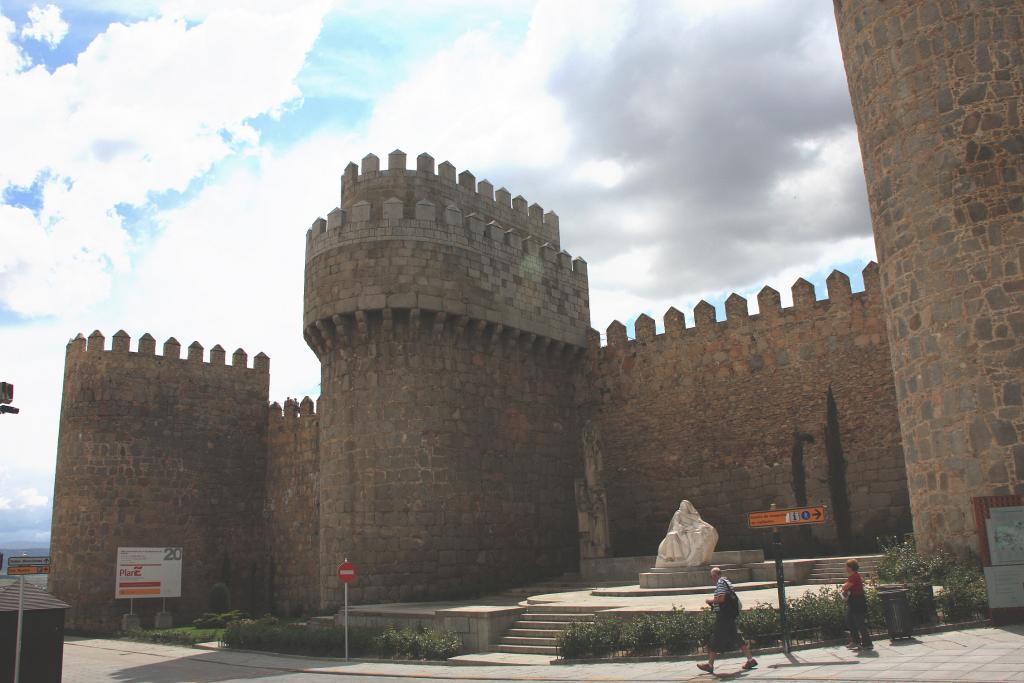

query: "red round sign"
(337, 562), (357, 584)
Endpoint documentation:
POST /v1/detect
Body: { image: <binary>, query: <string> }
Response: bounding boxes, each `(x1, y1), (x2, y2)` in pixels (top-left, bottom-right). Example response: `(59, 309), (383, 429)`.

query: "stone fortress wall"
(584, 266), (912, 557)
(834, 0), (1024, 553)
(303, 152), (590, 609)
(48, 2), (1024, 629)
(266, 397), (320, 618)
(49, 128), (973, 628)
(49, 331), (271, 631)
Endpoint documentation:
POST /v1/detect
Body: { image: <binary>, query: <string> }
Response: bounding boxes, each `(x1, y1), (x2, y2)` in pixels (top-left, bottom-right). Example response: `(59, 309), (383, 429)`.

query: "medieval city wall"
(585, 265), (912, 557)
(265, 397), (320, 617)
(50, 331), (270, 631)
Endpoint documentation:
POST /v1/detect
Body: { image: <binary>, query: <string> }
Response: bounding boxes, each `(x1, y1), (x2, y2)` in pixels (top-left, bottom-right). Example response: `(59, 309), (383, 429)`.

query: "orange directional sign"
(7, 556), (50, 575)
(748, 505), (827, 528)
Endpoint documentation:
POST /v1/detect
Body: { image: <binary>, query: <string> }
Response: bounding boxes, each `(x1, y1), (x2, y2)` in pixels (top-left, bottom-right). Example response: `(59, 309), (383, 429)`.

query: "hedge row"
(557, 580), (988, 660)
(222, 619), (460, 660)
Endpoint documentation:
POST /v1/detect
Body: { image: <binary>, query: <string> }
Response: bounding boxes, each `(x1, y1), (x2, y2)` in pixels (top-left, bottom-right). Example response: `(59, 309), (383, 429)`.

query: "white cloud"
(20, 4), (68, 47)
(0, 11), (27, 73)
(0, 488), (48, 510)
(0, 2), (330, 317)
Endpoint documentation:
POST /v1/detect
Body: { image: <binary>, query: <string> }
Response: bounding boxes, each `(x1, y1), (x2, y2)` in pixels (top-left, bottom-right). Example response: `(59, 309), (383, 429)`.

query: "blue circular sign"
(801, 511), (811, 520)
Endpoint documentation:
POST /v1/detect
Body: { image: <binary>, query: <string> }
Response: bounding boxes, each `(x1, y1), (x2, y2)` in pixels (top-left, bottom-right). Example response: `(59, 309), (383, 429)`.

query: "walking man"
(697, 566), (757, 674)
(842, 558), (873, 650)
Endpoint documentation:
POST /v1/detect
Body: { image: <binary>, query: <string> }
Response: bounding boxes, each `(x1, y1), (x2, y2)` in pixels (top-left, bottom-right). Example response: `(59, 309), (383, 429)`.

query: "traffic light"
(0, 382), (11, 404)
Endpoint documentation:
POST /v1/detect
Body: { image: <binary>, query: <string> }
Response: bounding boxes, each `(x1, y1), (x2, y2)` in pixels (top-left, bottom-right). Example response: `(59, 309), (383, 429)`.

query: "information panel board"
(984, 564), (1024, 609)
(115, 547), (182, 599)
(987, 506), (1024, 566)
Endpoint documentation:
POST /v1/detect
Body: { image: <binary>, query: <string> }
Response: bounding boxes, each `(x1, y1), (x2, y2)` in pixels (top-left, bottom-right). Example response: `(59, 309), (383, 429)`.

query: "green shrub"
(224, 620), (376, 657)
(788, 586), (847, 640)
(865, 587), (884, 627)
(208, 582), (231, 613)
(121, 626), (223, 646)
(372, 627), (461, 660)
(657, 609), (712, 655)
(223, 621), (458, 660)
(620, 614), (662, 654)
(937, 568), (988, 623)
(877, 537), (985, 625)
(193, 610), (248, 629)
(738, 603), (780, 648)
(556, 618), (622, 659)
(878, 537), (929, 584)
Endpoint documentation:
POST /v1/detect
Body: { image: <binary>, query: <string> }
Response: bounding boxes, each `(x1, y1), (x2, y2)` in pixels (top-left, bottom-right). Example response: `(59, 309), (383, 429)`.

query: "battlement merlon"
(338, 151), (560, 247)
(66, 330), (270, 373)
(595, 262), (883, 352)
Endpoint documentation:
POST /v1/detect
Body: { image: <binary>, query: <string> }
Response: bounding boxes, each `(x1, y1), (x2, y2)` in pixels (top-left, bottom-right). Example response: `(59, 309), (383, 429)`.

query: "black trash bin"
(878, 585), (913, 641)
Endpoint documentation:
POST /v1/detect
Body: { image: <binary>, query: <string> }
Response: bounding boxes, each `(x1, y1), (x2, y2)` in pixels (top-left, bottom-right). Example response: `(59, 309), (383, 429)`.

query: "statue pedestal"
(638, 550), (765, 589)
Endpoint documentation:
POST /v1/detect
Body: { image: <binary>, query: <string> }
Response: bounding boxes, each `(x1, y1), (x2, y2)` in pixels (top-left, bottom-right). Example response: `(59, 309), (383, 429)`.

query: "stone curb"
(193, 642), (457, 666)
(550, 619), (991, 665)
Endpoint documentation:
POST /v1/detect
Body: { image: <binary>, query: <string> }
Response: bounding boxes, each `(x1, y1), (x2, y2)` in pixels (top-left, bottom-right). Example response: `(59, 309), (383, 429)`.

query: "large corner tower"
(834, 1), (1024, 551)
(303, 151), (591, 607)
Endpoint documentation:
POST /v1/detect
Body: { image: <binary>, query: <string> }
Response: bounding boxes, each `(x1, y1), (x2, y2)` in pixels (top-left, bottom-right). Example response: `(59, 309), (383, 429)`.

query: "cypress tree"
(824, 386), (853, 552)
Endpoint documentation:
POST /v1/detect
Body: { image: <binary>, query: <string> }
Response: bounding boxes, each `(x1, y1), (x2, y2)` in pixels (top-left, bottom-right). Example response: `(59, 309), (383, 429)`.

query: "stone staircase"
(807, 554), (882, 585)
(491, 604), (597, 656)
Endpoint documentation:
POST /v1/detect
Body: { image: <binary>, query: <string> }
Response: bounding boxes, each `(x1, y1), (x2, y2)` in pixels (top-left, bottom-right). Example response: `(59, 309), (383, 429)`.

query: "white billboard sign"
(115, 547), (182, 599)
(984, 564), (1024, 609)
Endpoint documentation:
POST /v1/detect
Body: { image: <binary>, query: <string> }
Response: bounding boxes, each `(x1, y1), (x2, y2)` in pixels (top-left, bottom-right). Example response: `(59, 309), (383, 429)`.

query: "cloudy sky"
(0, 0), (875, 544)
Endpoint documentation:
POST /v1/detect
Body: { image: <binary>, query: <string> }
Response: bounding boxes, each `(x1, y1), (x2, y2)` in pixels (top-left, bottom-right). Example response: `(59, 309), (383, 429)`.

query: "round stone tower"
(834, 1), (1023, 551)
(303, 151), (591, 607)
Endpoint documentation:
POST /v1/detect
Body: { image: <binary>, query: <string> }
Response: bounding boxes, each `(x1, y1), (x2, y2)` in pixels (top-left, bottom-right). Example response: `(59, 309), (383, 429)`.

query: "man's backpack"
(720, 587), (741, 618)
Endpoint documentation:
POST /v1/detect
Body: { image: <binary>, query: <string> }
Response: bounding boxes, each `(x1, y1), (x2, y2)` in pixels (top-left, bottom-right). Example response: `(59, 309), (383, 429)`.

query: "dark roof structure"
(0, 582), (70, 612)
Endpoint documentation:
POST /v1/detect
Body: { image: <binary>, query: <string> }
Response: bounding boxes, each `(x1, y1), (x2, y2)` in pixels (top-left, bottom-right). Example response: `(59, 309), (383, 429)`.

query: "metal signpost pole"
(344, 558), (349, 661)
(14, 575), (24, 683)
(773, 527), (790, 654)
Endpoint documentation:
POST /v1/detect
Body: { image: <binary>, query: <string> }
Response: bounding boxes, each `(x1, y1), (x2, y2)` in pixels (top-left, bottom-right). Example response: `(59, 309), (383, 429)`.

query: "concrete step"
(512, 620), (575, 630)
(522, 603), (601, 614)
(506, 628), (563, 638)
(520, 612), (595, 621)
(493, 644), (560, 655)
(501, 636), (558, 647)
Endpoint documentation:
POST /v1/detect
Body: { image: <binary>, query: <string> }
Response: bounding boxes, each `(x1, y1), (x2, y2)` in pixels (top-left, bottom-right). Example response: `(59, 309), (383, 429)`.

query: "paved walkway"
(63, 625), (1024, 682)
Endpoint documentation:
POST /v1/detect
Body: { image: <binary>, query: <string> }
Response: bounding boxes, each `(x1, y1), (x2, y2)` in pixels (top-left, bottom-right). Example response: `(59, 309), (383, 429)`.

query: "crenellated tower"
(49, 330), (270, 630)
(303, 151), (591, 607)
(834, 1), (1024, 551)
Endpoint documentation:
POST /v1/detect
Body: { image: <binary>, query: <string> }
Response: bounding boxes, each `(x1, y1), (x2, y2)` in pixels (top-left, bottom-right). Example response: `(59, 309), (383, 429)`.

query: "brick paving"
(62, 625), (1024, 682)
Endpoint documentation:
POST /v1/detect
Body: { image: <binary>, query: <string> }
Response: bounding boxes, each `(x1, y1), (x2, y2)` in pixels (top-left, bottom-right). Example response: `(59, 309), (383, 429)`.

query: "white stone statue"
(655, 500), (718, 568)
